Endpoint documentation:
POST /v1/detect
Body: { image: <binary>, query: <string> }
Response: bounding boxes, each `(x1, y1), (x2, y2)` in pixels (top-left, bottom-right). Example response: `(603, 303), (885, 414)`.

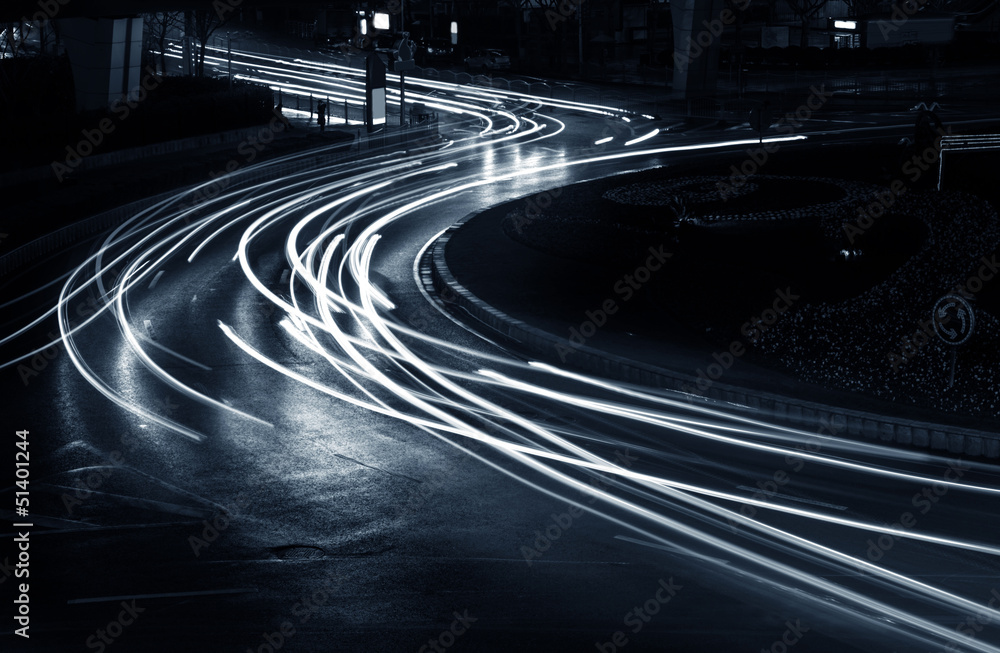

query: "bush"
(0, 69), (275, 172)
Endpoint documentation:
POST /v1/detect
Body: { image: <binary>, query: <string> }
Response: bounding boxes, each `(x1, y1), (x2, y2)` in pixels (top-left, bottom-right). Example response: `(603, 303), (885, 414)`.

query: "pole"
(577, 5), (583, 79)
(949, 348), (957, 388)
(227, 32), (232, 88)
(400, 71), (406, 128)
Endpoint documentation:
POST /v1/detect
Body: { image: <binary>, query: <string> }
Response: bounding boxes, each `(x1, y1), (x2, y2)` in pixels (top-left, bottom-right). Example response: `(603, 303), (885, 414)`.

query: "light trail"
(4, 47), (1000, 653)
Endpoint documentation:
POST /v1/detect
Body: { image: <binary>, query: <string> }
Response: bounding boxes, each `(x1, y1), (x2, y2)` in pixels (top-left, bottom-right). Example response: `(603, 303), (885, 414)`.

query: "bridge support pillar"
(670, 0), (724, 100)
(61, 16), (144, 112)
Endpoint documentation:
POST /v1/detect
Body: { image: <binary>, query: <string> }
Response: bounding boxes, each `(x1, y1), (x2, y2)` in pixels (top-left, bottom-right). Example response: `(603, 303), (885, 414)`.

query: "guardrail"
(206, 37), (665, 119)
(938, 134), (1000, 190)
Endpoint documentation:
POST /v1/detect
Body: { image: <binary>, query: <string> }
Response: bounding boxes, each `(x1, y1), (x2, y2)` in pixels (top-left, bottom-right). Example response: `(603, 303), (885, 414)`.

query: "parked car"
(321, 34), (356, 54)
(464, 49), (511, 72)
(417, 37), (455, 65)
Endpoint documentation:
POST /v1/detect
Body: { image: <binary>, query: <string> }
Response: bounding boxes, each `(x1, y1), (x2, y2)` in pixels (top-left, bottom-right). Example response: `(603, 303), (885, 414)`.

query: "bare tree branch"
(787, 0), (828, 47)
(144, 12), (182, 76)
(190, 8), (231, 77)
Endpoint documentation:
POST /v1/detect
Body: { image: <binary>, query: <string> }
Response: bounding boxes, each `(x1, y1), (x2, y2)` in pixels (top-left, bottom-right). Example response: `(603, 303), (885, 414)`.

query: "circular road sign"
(933, 294), (975, 346)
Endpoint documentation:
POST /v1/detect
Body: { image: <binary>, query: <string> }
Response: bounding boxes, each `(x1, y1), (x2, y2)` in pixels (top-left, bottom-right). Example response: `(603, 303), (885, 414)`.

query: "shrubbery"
(0, 56), (275, 171)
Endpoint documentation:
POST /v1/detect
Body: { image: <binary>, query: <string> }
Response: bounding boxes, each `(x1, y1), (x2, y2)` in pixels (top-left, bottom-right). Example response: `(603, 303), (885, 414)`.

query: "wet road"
(3, 52), (1000, 653)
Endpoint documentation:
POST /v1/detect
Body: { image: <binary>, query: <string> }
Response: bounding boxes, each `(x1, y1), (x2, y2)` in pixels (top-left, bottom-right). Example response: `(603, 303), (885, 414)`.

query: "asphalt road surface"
(3, 50), (1000, 653)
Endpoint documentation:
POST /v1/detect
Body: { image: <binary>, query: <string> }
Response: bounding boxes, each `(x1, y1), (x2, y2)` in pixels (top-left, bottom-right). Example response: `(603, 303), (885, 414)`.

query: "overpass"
(5, 0), (726, 110)
(5, 0), (329, 21)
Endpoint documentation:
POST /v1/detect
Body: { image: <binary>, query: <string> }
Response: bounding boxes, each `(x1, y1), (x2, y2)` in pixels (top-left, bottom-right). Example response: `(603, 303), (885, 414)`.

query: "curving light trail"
(4, 49), (1000, 653)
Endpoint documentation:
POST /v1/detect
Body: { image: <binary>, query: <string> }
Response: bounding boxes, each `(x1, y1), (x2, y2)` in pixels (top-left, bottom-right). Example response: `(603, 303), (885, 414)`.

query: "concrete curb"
(429, 223), (1000, 460)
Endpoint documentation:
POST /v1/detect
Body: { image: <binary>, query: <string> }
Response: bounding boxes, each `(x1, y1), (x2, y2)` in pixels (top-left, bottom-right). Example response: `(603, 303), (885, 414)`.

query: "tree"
(763, 0), (782, 25)
(1, 21), (33, 58)
(145, 12), (182, 76)
(843, 0), (881, 17)
(787, 0), (827, 48)
(189, 8), (231, 77)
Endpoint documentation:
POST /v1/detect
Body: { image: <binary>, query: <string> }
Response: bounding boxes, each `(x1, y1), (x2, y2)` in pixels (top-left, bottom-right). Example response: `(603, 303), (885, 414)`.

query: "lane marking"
(735, 486), (848, 511)
(68, 588), (258, 605)
(615, 535), (729, 565)
(148, 270), (165, 290)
